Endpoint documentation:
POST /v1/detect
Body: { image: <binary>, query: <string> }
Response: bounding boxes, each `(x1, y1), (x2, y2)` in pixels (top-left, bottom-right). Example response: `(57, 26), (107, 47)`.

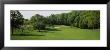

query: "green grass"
(11, 25), (100, 40)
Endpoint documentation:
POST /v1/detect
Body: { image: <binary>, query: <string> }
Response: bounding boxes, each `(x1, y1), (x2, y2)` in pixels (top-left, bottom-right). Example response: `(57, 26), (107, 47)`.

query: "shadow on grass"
(12, 33), (45, 36)
(46, 28), (61, 31)
(36, 28), (61, 33)
(12, 28), (61, 36)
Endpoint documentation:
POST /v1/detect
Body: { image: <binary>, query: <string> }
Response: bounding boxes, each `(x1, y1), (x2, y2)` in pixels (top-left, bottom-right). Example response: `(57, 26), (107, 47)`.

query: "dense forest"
(10, 10), (100, 36)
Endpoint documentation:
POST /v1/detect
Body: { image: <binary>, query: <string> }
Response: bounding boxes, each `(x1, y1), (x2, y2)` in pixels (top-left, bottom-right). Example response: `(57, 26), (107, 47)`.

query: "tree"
(35, 21), (46, 32)
(47, 14), (56, 28)
(27, 10), (100, 32)
(30, 14), (44, 29)
(10, 10), (24, 35)
(30, 14), (47, 32)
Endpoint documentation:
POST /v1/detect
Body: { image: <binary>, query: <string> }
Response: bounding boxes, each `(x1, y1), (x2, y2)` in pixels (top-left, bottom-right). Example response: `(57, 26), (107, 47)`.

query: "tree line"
(11, 10), (100, 34)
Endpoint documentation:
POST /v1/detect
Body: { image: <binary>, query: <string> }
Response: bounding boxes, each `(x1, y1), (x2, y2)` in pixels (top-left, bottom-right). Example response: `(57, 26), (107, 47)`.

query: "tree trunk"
(22, 28), (23, 33)
(11, 27), (13, 35)
(38, 29), (40, 32)
(38, 28), (40, 32)
(21, 26), (23, 33)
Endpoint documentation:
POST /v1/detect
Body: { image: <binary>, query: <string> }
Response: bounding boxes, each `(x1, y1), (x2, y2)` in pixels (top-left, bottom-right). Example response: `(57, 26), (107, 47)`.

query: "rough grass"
(11, 25), (100, 40)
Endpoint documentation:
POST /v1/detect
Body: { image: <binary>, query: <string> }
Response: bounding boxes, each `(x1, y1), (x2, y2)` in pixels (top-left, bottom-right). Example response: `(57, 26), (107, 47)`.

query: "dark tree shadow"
(12, 33), (45, 36)
(36, 28), (61, 33)
(37, 30), (47, 32)
(12, 28), (61, 36)
(46, 28), (61, 31)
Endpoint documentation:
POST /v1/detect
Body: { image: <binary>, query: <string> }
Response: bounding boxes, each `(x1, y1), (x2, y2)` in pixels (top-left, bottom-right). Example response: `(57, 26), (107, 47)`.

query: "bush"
(35, 22), (46, 32)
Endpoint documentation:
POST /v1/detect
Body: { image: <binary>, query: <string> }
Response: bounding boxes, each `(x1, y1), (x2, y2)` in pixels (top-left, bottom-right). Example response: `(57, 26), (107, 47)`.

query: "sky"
(19, 10), (71, 19)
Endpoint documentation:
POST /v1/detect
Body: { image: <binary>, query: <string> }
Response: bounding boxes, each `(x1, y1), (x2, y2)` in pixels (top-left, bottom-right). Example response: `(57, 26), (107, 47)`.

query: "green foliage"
(11, 10), (24, 28)
(35, 21), (46, 31)
(69, 10), (100, 29)
(44, 10), (100, 29)
(30, 14), (47, 31)
(30, 10), (100, 29)
(11, 10), (100, 34)
(10, 10), (24, 34)
(10, 10), (100, 40)
(11, 10), (100, 40)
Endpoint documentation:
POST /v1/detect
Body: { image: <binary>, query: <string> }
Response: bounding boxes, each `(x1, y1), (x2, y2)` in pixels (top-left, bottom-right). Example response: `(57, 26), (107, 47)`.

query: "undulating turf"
(11, 25), (100, 40)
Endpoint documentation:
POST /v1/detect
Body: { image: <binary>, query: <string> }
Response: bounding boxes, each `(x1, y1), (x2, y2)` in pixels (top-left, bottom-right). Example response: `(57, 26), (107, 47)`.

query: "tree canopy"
(10, 10), (24, 34)
(11, 10), (100, 33)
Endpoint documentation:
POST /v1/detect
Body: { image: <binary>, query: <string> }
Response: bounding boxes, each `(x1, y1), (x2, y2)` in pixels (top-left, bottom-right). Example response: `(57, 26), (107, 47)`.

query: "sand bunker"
(54, 27), (60, 28)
